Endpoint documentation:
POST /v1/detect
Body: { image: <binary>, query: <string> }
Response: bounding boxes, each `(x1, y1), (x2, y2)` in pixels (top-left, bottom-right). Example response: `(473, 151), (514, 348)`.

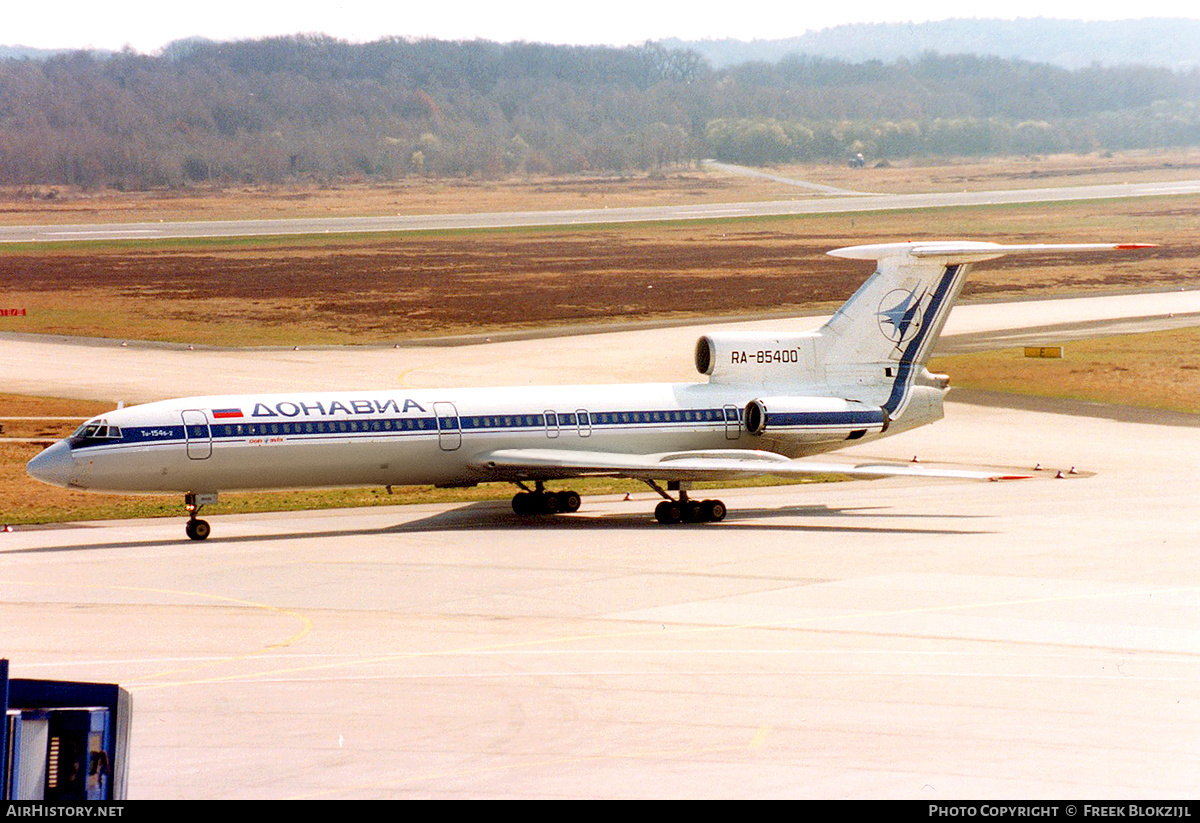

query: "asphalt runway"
(4, 283), (1200, 797)
(3, 178), (1200, 243)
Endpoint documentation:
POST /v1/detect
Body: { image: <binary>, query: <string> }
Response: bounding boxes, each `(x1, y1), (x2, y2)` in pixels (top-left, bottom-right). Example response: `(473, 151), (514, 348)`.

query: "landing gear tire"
(185, 519), (211, 541)
(512, 488), (582, 516)
(655, 501), (683, 524)
(183, 492), (215, 540)
(655, 497), (726, 525)
(701, 499), (727, 522)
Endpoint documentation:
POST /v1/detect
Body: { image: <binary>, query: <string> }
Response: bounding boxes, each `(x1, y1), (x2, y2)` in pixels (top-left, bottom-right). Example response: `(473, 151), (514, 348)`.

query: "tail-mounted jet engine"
(744, 396), (888, 443)
(695, 332), (821, 385)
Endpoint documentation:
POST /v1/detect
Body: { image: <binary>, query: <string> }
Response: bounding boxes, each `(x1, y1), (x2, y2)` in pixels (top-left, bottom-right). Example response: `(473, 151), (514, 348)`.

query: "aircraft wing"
(471, 448), (1030, 483)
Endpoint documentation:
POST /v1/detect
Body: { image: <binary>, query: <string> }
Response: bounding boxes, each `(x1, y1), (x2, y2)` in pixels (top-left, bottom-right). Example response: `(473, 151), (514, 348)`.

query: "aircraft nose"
(26, 440), (76, 488)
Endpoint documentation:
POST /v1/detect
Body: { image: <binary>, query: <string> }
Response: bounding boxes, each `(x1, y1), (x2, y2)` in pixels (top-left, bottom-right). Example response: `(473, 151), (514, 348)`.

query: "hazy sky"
(9, 1), (1200, 52)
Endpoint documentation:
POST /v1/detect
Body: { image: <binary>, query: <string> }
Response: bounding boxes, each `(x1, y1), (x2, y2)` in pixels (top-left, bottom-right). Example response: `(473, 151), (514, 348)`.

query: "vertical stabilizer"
(818, 248), (972, 371)
(816, 241), (1153, 419)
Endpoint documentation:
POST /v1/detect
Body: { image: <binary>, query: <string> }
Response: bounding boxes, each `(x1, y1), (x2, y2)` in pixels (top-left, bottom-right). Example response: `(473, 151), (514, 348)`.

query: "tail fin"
(816, 241), (1153, 417)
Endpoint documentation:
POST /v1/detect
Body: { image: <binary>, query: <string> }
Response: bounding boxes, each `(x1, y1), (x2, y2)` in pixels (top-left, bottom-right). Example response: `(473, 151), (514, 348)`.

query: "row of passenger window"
(467, 409), (736, 427)
(199, 408), (738, 439)
(463, 410), (733, 427)
(590, 409), (734, 424)
(215, 419), (434, 437)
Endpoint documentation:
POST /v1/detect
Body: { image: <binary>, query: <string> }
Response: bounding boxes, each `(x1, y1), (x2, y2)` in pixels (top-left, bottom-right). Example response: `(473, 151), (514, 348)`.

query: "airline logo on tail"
(876, 288), (925, 344)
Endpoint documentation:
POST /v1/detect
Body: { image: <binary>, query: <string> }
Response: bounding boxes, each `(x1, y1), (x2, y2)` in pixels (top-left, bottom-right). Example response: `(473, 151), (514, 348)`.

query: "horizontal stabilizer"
(829, 240), (1155, 264)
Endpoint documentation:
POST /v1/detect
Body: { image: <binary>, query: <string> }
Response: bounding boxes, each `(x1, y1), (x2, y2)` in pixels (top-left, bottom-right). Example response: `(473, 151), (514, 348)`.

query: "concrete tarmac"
(3, 398), (1199, 798)
(4, 293), (1200, 797)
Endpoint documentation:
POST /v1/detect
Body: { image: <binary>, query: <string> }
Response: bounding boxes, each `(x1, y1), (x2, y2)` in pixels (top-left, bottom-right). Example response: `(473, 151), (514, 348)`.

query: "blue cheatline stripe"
(64, 407), (747, 452)
(883, 264), (962, 417)
(765, 410), (887, 428)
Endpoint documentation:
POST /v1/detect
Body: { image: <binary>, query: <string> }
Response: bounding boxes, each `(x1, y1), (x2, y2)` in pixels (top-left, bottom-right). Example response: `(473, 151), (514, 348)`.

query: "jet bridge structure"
(1, 659), (131, 801)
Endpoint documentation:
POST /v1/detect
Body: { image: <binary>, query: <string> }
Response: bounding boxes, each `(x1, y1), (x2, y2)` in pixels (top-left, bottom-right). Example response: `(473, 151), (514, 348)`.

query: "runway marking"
(670, 208), (752, 217)
(0, 579), (313, 683)
(42, 229), (160, 237)
(395, 365), (426, 387)
(1134, 184), (1200, 195)
(751, 726), (771, 749)
(111, 582), (1200, 689)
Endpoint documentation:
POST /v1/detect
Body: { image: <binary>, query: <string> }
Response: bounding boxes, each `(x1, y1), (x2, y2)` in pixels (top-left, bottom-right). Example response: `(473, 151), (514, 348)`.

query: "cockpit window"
(72, 419), (121, 439)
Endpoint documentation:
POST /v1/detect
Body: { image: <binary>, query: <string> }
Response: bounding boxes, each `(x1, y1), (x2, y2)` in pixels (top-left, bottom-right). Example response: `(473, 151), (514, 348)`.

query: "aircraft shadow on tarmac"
(2, 500), (991, 554)
(386, 500), (992, 536)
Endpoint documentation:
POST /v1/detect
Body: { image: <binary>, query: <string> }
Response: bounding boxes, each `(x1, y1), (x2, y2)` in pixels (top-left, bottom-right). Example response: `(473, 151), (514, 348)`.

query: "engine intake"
(695, 332), (821, 384)
(744, 396), (888, 442)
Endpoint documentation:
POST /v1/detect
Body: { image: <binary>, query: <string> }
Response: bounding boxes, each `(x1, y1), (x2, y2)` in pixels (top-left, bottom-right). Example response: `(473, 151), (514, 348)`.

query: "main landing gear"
(510, 480), (727, 524)
(183, 492), (216, 541)
(645, 480), (726, 525)
(511, 481), (582, 516)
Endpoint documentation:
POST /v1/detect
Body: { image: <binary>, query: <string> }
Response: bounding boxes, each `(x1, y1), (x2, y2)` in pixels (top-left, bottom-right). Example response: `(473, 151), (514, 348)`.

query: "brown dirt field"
(0, 231), (860, 340)
(0, 395), (105, 439)
(0, 194), (1194, 345)
(0, 394), (109, 417)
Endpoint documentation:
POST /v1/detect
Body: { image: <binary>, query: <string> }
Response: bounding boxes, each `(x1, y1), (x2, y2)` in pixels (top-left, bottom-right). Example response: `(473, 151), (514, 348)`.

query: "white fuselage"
(46, 379), (937, 495)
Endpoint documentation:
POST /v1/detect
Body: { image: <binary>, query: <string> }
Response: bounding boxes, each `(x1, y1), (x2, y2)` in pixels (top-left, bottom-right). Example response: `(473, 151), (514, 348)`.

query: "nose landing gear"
(184, 492), (217, 540)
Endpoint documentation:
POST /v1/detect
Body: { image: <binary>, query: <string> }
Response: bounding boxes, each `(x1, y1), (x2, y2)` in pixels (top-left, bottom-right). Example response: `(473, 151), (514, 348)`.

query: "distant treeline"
(663, 17), (1200, 71)
(2, 35), (1199, 189)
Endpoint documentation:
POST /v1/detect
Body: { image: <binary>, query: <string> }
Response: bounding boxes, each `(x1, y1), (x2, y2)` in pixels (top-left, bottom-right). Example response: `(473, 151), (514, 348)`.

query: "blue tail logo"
(877, 288), (924, 344)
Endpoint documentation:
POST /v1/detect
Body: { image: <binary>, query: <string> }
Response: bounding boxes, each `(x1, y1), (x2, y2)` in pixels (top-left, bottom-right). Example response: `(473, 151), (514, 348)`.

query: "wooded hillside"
(2, 35), (1198, 189)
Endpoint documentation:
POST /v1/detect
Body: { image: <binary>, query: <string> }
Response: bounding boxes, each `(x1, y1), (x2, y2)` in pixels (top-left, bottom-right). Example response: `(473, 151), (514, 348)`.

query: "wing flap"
(471, 448), (1028, 482)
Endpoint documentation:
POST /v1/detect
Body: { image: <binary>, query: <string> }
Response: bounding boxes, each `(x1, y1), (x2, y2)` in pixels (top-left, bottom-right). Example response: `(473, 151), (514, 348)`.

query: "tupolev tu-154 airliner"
(27, 240), (1149, 540)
